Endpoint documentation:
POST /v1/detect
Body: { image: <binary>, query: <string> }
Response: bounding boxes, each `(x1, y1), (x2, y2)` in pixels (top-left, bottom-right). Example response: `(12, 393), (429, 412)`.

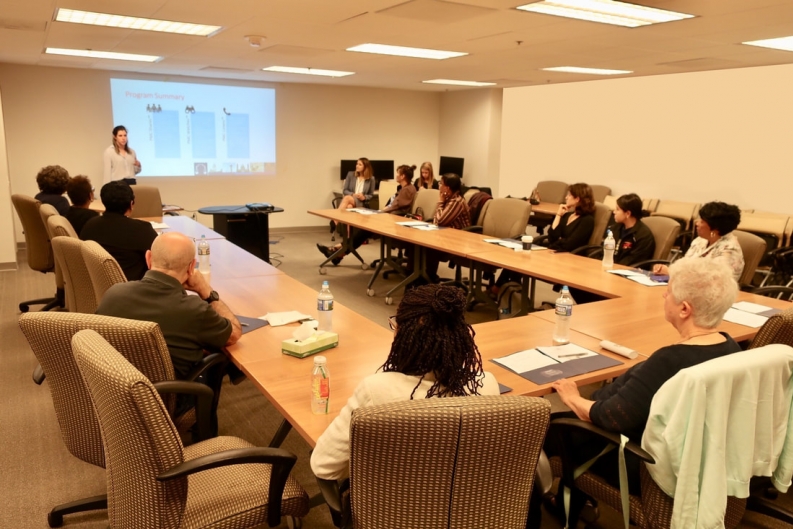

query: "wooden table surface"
(141, 215), (226, 240)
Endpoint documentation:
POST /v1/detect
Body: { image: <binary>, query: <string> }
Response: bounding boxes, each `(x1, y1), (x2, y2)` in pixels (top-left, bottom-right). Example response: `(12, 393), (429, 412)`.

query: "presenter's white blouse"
(103, 146), (140, 184)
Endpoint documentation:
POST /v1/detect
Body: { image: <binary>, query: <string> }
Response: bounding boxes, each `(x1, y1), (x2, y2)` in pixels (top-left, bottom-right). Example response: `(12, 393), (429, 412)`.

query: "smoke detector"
(245, 35), (266, 48)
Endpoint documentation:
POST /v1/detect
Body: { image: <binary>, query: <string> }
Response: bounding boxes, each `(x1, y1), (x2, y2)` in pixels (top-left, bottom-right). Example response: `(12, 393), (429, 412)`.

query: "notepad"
(236, 315), (269, 334)
(723, 302), (781, 328)
(483, 238), (546, 250)
(262, 311), (314, 327)
(347, 208), (379, 215)
(397, 221), (430, 227)
(607, 268), (667, 286)
(149, 221), (169, 230)
(491, 343), (621, 384)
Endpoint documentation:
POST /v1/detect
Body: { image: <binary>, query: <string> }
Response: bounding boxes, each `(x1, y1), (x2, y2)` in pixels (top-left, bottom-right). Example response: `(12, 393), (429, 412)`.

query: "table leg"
(268, 418), (293, 448)
(384, 245), (429, 304)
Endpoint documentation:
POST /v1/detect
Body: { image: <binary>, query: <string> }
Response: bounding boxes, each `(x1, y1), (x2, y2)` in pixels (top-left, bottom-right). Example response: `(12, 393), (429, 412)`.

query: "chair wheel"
(361, 263), (369, 270)
(367, 289), (375, 297)
(319, 267), (327, 275)
(385, 297), (393, 305)
(48, 512), (63, 527)
(19, 303), (29, 313)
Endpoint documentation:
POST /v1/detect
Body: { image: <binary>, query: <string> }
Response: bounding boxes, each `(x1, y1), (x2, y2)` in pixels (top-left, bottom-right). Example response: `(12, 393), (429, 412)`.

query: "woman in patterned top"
(653, 201), (744, 281)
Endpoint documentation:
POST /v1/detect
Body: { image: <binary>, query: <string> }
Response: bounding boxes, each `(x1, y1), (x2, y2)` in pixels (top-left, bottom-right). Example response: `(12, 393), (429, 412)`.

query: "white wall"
(439, 88), (502, 195)
(500, 63), (793, 212)
(0, 84), (18, 267)
(0, 63), (441, 242)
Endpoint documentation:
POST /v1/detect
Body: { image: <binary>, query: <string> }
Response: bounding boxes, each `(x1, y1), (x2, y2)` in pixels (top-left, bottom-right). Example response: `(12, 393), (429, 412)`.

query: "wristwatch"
(203, 290), (219, 303)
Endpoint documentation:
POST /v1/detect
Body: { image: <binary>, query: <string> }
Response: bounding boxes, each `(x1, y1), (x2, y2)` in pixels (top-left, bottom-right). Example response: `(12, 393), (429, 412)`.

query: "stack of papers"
(483, 238), (547, 251)
(149, 221), (169, 230)
(723, 301), (781, 328)
(262, 311), (314, 327)
(347, 208), (380, 215)
(491, 343), (621, 384)
(396, 221), (440, 231)
(607, 269), (667, 286)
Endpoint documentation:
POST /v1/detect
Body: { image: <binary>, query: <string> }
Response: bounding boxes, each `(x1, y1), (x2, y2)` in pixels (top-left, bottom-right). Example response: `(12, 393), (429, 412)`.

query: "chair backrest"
(130, 185), (163, 218)
(38, 204), (67, 290)
(47, 214), (78, 238)
(750, 306), (793, 349)
(738, 212), (788, 251)
(478, 198), (532, 239)
(642, 216), (681, 261)
(52, 237), (98, 314)
(652, 200), (700, 230)
(72, 329), (186, 529)
(349, 396), (550, 529)
(18, 312), (175, 471)
(81, 240), (127, 306)
(412, 188), (440, 220)
(642, 197), (659, 213)
(463, 188), (479, 203)
(590, 185), (611, 203)
(643, 344), (793, 529)
(602, 195), (618, 210)
(377, 180), (399, 210)
(534, 180), (567, 204)
(11, 194), (54, 272)
(588, 203), (613, 246)
(39, 203), (60, 239)
(733, 229), (767, 286)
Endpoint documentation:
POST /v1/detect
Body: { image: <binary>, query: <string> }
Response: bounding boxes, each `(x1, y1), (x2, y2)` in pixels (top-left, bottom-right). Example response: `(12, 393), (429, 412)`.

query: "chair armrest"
(158, 447), (298, 527)
(551, 418), (655, 464)
(534, 235), (550, 246)
(316, 477), (351, 529)
(152, 380), (214, 442)
(463, 225), (483, 234)
(184, 352), (227, 382)
(571, 244), (604, 259)
(631, 259), (670, 272)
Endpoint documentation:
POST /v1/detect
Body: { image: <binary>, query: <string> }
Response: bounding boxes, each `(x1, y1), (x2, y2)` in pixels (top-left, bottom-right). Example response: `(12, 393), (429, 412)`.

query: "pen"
(240, 323), (249, 327)
(559, 353), (588, 359)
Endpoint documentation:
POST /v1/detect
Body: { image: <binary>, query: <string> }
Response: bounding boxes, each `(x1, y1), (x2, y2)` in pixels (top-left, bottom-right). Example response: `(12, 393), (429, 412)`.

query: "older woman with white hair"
(536, 258), (741, 524)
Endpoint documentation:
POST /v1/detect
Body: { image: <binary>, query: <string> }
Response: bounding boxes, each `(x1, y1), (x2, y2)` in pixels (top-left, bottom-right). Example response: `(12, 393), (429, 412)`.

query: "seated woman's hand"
(653, 264), (670, 275)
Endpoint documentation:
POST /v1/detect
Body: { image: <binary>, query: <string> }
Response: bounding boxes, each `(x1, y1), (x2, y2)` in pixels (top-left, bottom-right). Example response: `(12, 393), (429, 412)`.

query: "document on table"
(491, 343), (621, 384)
(347, 208), (380, 215)
(236, 315), (269, 334)
(723, 302), (781, 328)
(607, 269), (667, 286)
(482, 238), (547, 251)
(150, 221), (169, 230)
(397, 221), (430, 227)
(262, 311), (313, 327)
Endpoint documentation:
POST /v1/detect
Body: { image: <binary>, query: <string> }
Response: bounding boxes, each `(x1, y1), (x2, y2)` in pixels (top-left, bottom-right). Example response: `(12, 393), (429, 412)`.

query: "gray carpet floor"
(2, 227), (790, 528)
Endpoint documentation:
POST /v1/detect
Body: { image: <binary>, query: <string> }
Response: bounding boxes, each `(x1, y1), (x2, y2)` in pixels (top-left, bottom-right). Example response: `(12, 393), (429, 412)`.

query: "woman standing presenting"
(103, 125), (141, 185)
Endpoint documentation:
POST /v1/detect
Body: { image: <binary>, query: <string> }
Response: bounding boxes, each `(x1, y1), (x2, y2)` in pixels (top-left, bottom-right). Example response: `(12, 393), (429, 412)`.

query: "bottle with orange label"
(311, 356), (330, 414)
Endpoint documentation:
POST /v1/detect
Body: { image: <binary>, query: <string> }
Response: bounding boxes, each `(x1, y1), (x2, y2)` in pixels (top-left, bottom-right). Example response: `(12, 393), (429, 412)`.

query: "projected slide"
(110, 79), (275, 177)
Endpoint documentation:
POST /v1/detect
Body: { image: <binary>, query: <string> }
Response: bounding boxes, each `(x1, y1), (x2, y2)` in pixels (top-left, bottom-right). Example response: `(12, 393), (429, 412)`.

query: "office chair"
(590, 185), (612, 203)
(81, 240), (127, 307)
(317, 395), (550, 529)
(129, 185), (164, 218)
(529, 180), (568, 235)
(733, 229), (767, 288)
(749, 305), (793, 349)
(72, 329), (309, 528)
(51, 237), (98, 314)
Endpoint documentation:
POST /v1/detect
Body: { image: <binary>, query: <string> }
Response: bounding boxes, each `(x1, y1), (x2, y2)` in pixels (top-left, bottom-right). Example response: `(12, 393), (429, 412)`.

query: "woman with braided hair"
(310, 284), (500, 480)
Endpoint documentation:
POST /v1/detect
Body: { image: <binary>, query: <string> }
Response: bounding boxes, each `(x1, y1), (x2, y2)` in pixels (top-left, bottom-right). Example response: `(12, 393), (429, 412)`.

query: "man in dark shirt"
(64, 175), (99, 236)
(81, 180), (158, 280)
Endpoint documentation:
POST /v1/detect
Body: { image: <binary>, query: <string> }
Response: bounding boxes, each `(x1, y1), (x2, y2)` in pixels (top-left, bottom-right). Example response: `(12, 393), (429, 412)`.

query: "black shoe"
(332, 255), (343, 266)
(317, 243), (333, 258)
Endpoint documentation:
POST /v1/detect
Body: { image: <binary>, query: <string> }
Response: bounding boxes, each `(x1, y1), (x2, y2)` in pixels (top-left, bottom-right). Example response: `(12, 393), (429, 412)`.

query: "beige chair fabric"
(51, 237), (98, 314)
(590, 185), (611, 203)
(71, 329), (309, 529)
(642, 216), (681, 261)
(11, 194), (54, 273)
(377, 180), (399, 210)
(750, 306), (793, 349)
(130, 185), (164, 218)
(477, 198), (533, 239)
(39, 203), (59, 238)
(733, 229), (768, 286)
(588, 203), (613, 247)
(47, 214), (78, 238)
(348, 396), (550, 529)
(81, 240), (127, 306)
(738, 213), (789, 250)
(603, 195), (618, 210)
(652, 200), (700, 230)
(412, 188), (440, 220)
(642, 198), (660, 213)
(535, 180), (568, 204)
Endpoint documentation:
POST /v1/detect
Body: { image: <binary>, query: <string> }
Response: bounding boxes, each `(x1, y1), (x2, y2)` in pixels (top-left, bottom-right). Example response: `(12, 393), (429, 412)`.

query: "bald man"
(96, 232), (242, 380)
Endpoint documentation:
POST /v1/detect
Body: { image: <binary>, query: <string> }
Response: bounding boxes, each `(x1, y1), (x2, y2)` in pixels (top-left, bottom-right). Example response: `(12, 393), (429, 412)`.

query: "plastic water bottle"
(311, 356), (330, 414)
(602, 230), (615, 270)
(553, 286), (573, 345)
(197, 235), (210, 274)
(317, 281), (334, 332)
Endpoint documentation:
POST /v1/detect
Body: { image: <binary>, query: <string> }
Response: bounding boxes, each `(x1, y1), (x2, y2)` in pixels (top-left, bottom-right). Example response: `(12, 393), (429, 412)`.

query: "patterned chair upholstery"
(750, 306), (793, 349)
(72, 329), (309, 528)
(320, 395), (550, 528)
(19, 312), (218, 526)
(81, 239), (127, 306)
(51, 236), (97, 314)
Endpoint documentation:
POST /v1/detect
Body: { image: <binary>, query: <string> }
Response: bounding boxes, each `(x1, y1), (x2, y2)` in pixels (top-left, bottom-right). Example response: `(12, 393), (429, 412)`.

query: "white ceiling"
(1, 0), (793, 91)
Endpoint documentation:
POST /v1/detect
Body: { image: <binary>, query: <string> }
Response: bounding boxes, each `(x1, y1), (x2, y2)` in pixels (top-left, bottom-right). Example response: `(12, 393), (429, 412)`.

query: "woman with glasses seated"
(310, 284), (500, 481)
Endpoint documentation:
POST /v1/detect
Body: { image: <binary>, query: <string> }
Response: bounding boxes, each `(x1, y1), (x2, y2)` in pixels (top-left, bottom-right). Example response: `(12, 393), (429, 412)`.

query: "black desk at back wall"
(197, 205), (284, 263)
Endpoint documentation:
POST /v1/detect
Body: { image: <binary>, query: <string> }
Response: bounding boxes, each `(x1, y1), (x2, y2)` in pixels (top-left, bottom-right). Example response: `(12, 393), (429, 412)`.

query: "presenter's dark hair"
(396, 164), (417, 181)
(36, 165), (70, 195)
(568, 183), (595, 216)
(101, 181), (135, 214)
(616, 193), (645, 220)
(66, 175), (93, 206)
(698, 201), (741, 236)
(356, 157), (373, 180)
(441, 173), (462, 194)
(112, 125), (131, 154)
(381, 284), (485, 399)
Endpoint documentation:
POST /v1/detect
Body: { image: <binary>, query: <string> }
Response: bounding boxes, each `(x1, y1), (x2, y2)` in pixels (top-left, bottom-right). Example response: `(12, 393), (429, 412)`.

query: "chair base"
(32, 364), (45, 384)
(19, 288), (65, 313)
(48, 494), (107, 527)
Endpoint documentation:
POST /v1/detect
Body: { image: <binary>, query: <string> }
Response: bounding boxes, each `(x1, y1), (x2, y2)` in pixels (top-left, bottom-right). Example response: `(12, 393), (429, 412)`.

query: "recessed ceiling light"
(262, 66), (354, 78)
(543, 66), (632, 75)
(54, 8), (221, 36)
(423, 79), (496, 87)
(516, 0), (693, 28)
(743, 36), (793, 53)
(45, 48), (161, 62)
(347, 43), (466, 60)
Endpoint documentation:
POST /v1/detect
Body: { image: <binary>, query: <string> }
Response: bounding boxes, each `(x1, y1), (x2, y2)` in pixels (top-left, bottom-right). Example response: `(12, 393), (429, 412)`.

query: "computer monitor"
(439, 156), (464, 179)
(340, 159), (358, 180)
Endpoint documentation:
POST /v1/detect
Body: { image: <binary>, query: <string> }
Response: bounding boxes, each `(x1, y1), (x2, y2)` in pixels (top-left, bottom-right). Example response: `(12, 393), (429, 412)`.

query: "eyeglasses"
(388, 315), (397, 332)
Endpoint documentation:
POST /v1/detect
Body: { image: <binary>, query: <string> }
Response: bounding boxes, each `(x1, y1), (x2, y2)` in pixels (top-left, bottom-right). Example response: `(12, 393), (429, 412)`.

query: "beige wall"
(499, 63), (793, 213)
(0, 85), (17, 267)
(0, 63), (441, 242)
(439, 88), (502, 195)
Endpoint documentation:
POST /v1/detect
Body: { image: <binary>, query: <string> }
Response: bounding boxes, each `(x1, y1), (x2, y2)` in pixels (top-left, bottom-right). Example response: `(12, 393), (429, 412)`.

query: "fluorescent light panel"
(55, 8), (221, 36)
(262, 66), (354, 77)
(347, 43), (466, 60)
(743, 36), (793, 52)
(45, 47), (160, 62)
(423, 79), (495, 87)
(543, 66), (632, 75)
(516, 0), (693, 28)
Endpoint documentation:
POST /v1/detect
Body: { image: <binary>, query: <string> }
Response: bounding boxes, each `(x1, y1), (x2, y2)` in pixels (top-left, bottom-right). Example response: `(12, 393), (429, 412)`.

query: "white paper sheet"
(397, 221), (429, 227)
(723, 308), (768, 328)
(492, 349), (558, 373)
(149, 221), (169, 230)
(262, 311), (313, 327)
(537, 343), (598, 362)
(413, 225), (440, 231)
(348, 208), (378, 215)
(732, 301), (773, 314)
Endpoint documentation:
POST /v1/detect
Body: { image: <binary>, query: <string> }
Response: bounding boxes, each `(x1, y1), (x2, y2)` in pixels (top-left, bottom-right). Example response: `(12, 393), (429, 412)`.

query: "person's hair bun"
(410, 165), (417, 171)
(430, 286), (465, 318)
